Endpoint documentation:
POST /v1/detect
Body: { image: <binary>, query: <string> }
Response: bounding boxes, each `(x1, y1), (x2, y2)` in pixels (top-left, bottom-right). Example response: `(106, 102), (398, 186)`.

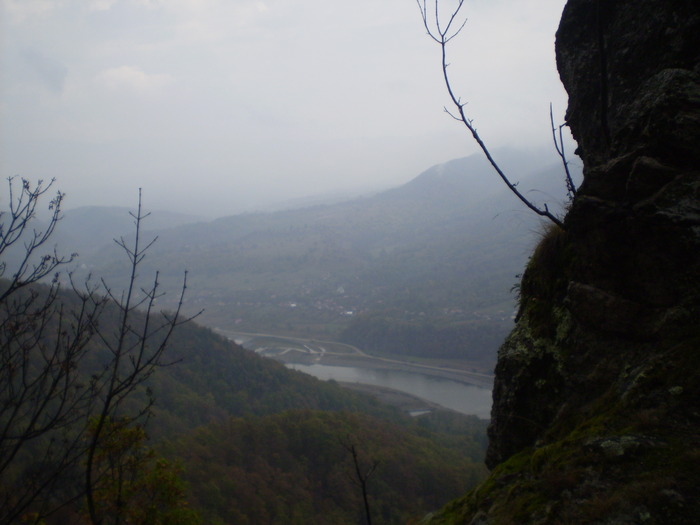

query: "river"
(287, 363), (492, 418)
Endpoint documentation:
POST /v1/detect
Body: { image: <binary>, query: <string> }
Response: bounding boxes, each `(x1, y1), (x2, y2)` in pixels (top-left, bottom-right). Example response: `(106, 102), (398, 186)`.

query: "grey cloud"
(1, 0), (574, 218)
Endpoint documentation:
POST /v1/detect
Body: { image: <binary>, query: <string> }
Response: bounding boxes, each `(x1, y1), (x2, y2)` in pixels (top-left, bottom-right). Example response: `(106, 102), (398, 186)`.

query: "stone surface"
(426, 1), (700, 523)
(488, 0), (700, 466)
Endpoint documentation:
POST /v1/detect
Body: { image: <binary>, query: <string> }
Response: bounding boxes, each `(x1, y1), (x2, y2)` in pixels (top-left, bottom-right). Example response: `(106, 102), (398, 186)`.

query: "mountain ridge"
(63, 150), (578, 364)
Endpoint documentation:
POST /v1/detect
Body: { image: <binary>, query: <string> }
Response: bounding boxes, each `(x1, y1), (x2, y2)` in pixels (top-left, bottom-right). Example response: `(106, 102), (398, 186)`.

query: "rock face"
(426, 1), (700, 523)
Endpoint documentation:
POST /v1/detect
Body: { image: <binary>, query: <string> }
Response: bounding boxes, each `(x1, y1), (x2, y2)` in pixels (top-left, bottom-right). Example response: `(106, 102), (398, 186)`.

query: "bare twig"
(340, 436), (379, 525)
(417, 0), (566, 229)
(0, 181), (197, 524)
(550, 104), (577, 201)
(84, 190), (197, 525)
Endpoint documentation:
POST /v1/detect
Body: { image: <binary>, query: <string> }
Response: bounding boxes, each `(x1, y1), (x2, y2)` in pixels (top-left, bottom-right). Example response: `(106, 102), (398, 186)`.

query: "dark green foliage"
(412, 411), (490, 463)
(84, 417), (202, 525)
(516, 223), (571, 338)
(166, 410), (488, 525)
(3, 281), (490, 523)
(145, 321), (404, 439)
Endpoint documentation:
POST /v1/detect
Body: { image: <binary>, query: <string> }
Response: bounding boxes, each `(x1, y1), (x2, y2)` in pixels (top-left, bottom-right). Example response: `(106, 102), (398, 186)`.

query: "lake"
(287, 363), (492, 418)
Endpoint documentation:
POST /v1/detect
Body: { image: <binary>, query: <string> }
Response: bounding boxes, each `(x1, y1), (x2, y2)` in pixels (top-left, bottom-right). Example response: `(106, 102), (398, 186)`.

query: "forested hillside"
(166, 411), (486, 525)
(1, 149), (575, 523)
(0, 274), (489, 523)
(129, 312), (492, 524)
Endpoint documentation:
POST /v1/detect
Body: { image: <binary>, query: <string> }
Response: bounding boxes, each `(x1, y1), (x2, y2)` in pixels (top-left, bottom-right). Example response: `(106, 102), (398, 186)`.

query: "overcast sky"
(1, 0), (571, 218)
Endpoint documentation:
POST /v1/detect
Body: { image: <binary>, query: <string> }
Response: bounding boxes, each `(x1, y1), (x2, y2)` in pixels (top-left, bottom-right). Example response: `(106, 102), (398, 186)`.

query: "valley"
(219, 329), (494, 417)
(5, 0), (696, 521)
(53, 151), (573, 430)
(65, 151), (576, 371)
(0, 150), (579, 523)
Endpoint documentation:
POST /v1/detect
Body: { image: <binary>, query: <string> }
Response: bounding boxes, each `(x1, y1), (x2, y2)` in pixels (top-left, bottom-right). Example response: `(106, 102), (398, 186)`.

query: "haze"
(1, 0), (570, 218)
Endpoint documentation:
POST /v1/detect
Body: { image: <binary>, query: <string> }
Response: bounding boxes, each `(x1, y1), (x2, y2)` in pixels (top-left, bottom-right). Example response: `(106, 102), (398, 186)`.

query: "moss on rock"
(421, 1), (700, 522)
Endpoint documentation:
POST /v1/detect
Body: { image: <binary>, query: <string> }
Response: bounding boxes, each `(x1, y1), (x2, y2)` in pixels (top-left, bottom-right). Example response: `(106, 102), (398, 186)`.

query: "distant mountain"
(54, 206), (206, 259)
(66, 151), (579, 363)
(384, 150), (541, 205)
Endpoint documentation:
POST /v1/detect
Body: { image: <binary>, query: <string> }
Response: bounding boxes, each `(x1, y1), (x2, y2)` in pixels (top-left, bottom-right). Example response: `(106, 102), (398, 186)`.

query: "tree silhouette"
(340, 435), (379, 525)
(0, 178), (198, 524)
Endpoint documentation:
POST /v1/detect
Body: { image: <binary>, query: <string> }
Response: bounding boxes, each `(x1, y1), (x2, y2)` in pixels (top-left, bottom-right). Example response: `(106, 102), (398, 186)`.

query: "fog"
(1, 0), (571, 218)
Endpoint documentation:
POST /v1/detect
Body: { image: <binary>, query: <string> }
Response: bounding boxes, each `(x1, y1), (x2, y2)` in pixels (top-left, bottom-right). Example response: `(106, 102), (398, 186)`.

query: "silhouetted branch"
(84, 189), (198, 525)
(417, 0), (566, 229)
(0, 177), (75, 302)
(0, 178), (102, 522)
(340, 436), (379, 525)
(0, 181), (197, 524)
(550, 104), (577, 201)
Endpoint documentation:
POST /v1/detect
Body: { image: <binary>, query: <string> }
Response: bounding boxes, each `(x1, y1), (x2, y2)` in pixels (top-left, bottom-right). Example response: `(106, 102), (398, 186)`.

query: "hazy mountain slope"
(52, 206), (205, 260)
(67, 151), (577, 361)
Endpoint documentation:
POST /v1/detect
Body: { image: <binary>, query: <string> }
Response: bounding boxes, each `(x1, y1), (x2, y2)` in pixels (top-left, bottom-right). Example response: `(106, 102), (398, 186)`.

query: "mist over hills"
(63, 150), (578, 365)
(52, 206), (207, 259)
(1, 149), (578, 521)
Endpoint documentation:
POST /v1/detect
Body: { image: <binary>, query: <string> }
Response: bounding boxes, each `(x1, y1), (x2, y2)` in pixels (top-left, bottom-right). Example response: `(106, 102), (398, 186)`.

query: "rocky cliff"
(425, 1), (700, 523)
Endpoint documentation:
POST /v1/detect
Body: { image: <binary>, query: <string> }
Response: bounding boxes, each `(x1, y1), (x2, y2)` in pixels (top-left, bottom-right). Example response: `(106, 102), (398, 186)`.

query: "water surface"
(288, 363), (492, 418)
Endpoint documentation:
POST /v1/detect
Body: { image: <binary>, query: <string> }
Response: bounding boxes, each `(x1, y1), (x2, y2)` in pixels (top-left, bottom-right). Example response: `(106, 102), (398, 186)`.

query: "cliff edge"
(426, 1), (700, 523)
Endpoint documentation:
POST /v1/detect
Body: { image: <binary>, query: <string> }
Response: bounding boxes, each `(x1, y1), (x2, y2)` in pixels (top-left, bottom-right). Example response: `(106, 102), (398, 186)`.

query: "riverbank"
(271, 349), (494, 389)
(218, 329), (494, 416)
(337, 382), (455, 416)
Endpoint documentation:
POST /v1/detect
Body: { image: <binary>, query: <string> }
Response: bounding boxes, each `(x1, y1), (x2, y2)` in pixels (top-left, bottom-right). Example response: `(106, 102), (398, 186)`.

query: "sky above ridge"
(1, 0), (572, 218)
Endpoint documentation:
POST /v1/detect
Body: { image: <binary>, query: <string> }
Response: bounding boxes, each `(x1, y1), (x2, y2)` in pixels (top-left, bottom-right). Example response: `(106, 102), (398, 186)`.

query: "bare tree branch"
(550, 103), (577, 201)
(84, 189), (198, 525)
(0, 181), (198, 524)
(340, 435), (379, 525)
(417, 0), (566, 229)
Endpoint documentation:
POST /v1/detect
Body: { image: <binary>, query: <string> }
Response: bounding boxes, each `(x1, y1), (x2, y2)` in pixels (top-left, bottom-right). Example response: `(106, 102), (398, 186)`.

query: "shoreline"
(217, 328), (495, 389)
(337, 382), (460, 416)
(218, 329), (494, 415)
(271, 350), (495, 389)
